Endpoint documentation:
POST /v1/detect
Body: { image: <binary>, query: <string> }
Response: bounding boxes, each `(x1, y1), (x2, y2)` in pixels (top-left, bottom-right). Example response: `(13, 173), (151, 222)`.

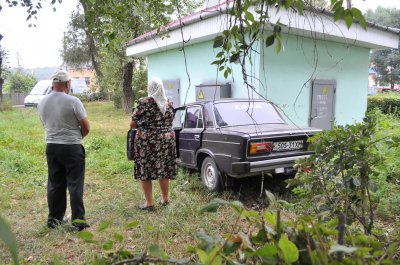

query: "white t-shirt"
(38, 92), (87, 144)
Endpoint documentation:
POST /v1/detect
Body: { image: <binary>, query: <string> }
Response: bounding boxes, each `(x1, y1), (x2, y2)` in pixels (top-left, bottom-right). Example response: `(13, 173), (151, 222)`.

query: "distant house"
(125, 2), (399, 129)
(368, 68), (378, 87)
(68, 68), (95, 86)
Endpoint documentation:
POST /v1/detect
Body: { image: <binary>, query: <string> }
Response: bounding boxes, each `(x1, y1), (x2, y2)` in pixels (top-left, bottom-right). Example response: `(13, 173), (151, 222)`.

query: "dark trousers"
(46, 144), (86, 224)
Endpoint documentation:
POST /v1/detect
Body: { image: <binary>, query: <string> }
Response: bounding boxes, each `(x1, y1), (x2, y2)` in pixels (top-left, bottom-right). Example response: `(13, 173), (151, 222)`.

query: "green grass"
(0, 102), (238, 264)
(1, 102), (399, 264)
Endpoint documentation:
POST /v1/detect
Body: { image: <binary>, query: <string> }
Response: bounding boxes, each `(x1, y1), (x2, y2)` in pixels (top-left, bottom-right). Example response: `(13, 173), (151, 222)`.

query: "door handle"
(194, 135), (200, 140)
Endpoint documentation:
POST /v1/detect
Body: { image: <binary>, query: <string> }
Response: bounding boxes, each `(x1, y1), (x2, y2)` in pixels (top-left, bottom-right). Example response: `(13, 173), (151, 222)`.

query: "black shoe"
(47, 217), (68, 229)
(72, 221), (90, 231)
(138, 204), (154, 211)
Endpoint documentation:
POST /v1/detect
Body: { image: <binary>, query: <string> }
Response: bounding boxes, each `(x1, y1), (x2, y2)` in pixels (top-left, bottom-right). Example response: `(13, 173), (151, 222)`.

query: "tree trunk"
(80, 0), (103, 79)
(122, 61), (134, 113)
(0, 78), (4, 110)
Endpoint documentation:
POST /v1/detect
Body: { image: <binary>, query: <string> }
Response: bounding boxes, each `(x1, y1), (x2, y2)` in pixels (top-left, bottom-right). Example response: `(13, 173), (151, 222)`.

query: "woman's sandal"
(159, 199), (169, 207)
(138, 204), (154, 211)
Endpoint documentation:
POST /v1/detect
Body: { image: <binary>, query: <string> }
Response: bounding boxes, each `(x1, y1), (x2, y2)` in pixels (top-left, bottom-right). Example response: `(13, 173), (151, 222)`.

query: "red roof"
(127, 1), (233, 45)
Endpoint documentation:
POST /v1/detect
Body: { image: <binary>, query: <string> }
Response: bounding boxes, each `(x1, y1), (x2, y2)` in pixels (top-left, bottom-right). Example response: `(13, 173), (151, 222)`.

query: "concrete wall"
(147, 33), (369, 127)
(148, 39), (261, 105)
(260, 33), (369, 126)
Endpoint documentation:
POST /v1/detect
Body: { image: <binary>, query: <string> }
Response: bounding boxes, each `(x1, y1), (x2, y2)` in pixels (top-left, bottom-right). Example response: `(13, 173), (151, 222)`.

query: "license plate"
(273, 140), (303, 151)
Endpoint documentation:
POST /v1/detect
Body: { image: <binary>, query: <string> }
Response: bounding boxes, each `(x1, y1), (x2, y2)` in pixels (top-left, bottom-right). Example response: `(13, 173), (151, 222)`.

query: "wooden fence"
(2, 93), (29, 106)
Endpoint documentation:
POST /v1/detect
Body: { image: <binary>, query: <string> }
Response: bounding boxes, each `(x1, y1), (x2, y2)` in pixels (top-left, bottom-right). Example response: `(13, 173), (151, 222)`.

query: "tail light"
(249, 142), (273, 155)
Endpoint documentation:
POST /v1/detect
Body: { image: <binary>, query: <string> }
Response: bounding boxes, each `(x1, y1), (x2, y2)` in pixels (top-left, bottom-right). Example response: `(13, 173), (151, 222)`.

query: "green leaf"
(253, 243), (278, 256)
(216, 51), (224, 58)
(333, 7), (344, 21)
(223, 242), (241, 255)
(199, 246), (222, 265)
(230, 53), (240, 63)
(351, 8), (366, 30)
(97, 221), (111, 232)
(278, 235), (299, 264)
(102, 240), (113, 250)
(149, 244), (168, 259)
(213, 36), (224, 48)
(265, 35), (275, 47)
(332, 0), (344, 10)
(264, 212), (277, 227)
(345, 14), (353, 29)
(296, 0), (303, 15)
(0, 215), (19, 265)
(211, 59), (222, 66)
(78, 231), (97, 243)
(224, 70), (228, 79)
(329, 244), (358, 254)
(126, 220), (140, 228)
(245, 11), (255, 22)
(387, 241), (400, 257)
(114, 233), (124, 242)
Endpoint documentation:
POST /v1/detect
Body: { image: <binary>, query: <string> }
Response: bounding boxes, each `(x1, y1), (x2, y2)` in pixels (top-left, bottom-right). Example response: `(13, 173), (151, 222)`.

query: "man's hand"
(80, 118), (90, 137)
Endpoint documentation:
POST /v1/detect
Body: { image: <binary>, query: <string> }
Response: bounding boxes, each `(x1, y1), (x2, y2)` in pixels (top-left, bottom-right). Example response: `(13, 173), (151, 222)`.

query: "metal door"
(163, 79), (181, 128)
(162, 79), (180, 107)
(310, 80), (336, 130)
(179, 105), (204, 166)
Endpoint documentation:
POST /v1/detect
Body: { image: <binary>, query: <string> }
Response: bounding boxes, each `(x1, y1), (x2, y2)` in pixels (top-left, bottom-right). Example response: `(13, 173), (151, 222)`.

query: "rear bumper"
(24, 103), (38, 107)
(231, 154), (311, 175)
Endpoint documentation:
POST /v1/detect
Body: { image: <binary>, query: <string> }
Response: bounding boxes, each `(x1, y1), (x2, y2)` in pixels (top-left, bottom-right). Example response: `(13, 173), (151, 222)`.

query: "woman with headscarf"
(130, 77), (176, 211)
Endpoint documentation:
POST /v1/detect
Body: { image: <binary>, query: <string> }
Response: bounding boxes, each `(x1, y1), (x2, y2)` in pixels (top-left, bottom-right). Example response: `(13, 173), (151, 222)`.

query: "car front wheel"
(201, 157), (223, 191)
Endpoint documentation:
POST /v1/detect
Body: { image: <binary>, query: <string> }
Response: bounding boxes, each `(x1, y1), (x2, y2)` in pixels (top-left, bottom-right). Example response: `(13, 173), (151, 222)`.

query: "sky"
(0, 0), (399, 69)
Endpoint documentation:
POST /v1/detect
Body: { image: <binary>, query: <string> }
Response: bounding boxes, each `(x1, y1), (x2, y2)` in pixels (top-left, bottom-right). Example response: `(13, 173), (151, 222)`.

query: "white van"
(24, 78), (89, 107)
(24, 80), (53, 107)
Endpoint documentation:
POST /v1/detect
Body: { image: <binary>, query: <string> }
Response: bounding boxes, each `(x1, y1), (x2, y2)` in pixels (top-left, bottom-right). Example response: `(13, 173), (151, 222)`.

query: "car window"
(184, 106), (203, 129)
(204, 104), (214, 128)
(30, 80), (52, 95)
(173, 109), (185, 129)
(213, 101), (285, 127)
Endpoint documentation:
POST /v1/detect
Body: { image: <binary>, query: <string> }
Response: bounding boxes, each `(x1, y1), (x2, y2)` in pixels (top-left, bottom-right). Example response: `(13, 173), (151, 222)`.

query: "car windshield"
(213, 101), (285, 127)
(30, 80), (52, 95)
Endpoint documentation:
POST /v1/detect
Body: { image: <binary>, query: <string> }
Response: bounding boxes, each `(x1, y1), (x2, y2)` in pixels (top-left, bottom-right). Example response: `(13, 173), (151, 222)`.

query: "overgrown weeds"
(1, 103), (399, 264)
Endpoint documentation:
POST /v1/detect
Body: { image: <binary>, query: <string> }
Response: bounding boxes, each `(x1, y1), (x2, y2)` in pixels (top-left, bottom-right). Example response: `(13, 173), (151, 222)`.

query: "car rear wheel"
(201, 157), (223, 191)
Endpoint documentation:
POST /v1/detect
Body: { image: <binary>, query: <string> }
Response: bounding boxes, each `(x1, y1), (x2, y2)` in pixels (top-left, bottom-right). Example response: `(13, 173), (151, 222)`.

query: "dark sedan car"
(173, 98), (321, 191)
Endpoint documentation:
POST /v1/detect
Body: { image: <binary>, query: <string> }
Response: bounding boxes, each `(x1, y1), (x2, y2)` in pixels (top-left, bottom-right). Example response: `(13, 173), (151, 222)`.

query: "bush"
(368, 93), (400, 116)
(5, 72), (37, 93)
(0, 98), (12, 111)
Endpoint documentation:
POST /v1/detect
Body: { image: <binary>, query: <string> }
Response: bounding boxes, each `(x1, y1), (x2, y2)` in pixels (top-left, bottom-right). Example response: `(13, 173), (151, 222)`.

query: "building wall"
(68, 68), (95, 84)
(148, 40), (260, 105)
(260, 33), (369, 126)
(148, 34), (369, 127)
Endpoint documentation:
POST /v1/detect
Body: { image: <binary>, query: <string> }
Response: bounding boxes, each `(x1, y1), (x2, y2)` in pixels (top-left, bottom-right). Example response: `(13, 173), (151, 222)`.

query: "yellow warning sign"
(322, 86), (328, 94)
(167, 83), (172, 89)
(198, 89), (205, 99)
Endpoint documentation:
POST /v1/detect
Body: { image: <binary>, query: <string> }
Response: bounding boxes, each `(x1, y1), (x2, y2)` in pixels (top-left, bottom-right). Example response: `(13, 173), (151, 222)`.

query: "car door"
(178, 105), (204, 166)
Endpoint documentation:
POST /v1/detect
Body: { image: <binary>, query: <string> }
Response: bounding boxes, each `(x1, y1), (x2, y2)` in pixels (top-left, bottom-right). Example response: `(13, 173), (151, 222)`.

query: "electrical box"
(195, 84), (231, 101)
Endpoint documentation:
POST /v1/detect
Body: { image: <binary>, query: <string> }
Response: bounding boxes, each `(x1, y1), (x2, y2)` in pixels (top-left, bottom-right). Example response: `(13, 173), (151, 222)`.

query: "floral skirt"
(133, 129), (176, 180)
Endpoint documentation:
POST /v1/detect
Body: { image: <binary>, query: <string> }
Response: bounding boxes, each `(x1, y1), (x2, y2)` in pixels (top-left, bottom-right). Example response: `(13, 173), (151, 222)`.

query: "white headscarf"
(148, 77), (167, 115)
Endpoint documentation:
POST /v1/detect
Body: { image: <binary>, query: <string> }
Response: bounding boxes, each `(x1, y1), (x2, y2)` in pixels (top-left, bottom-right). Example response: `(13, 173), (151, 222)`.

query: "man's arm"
(80, 118), (90, 138)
